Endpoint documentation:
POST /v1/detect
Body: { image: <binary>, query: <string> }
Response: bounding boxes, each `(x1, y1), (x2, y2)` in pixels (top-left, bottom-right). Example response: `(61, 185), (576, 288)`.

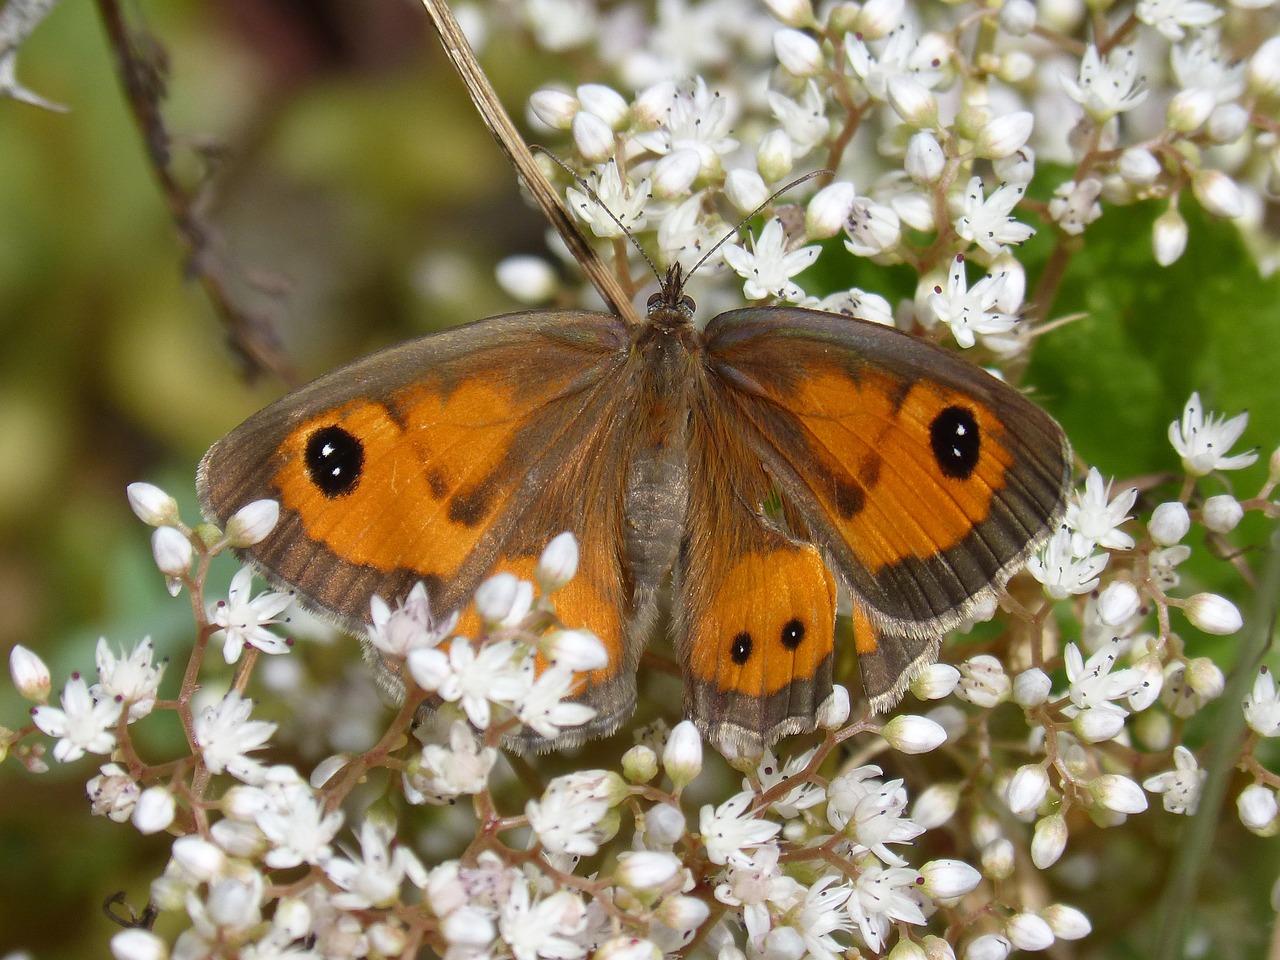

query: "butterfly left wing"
(698, 305), (1071, 720)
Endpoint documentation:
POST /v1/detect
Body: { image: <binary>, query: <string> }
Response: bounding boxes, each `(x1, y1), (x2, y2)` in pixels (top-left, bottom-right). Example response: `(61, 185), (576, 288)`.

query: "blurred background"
(1, 0), (1278, 956)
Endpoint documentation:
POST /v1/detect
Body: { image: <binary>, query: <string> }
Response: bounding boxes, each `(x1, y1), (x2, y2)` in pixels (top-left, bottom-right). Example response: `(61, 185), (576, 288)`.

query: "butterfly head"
(645, 263), (697, 332)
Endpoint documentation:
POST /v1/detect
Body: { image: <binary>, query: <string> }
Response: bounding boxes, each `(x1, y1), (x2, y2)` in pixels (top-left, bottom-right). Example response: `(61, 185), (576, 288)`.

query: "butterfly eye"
(679, 295), (696, 315)
(929, 406), (981, 480)
(304, 425), (365, 497)
(646, 291), (664, 312)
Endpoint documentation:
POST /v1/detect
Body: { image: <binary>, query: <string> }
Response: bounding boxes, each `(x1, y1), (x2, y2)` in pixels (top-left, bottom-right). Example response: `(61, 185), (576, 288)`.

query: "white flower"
(88, 763), (140, 822)
(845, 25), (943, 101)
(956, 654), (1011, 708)
(406, 720), (498, 803)
(1064, 640), (1141, 740)
(781, 875), (852, 960)
(368, 581), (457, 657)
(518, 663), (597, 740)
(1168, 392), (1258, 475)
(803, 288), (894, 326)
(714, 842), (803, 949)
(1065, 468), (1137, 555)
(752, 747), (824, 818)
(526, 770), (625, 856)
(32, 675), (122, 762)
(409, 638), (527, 729)
(566, 161), (650, 239)
(256, 779), (344, 869)
(1244, 668), (1280, 736)
(1171, 30), (1246, 103)
(1142, 745), (1206, 815)
(193, 691), (277, 784)
(498, 877), (588, 960)
(929, 254), (1018, 349)
(325, 818), (427, 909)
(1048, 178), (1103, 236)
(843, 196), (901, 258)
(846, 864), (926, 952)
(211, 567), (293, 663)
(1060, 46), (1148, 122)
(93, 637), (165, 721)
(632, 78), (739, 177)
(1028, 528), (1107, 599)
(700, 791), (781, 865)
(722, 218), (820, 301)
(955, 177), (1034, 253)
(1136, 0), (1222, 41)
(525, 0), (597, 50)
(767, 81), (830, 156)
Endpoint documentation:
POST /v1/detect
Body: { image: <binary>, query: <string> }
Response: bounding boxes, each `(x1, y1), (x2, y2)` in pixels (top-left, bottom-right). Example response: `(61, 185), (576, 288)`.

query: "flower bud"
(905, 131), (946, 183)
(474, 573), (526, 624)
(1185, 593), (1243, 635)
(965, 934), (1012, 960)
(756, 129), (795, 183)
(1097, 581), (1141, 626)
(919, 858), (981, 900)
(763, 0), (816, 26)
(921, 936), (957, 960)
(442, 906), (495, 947)
(111, 929), (168, 960)
(889, 940), (929, 960)
(1192, 169), (1244, 219)
(621, 744), (660, 786)
(529, 89), (578, 130)
(774, 29), (824, 77)
(1166, 88), (1215, 132)
(171, 835), (227, 881)
(981, 838), (1015, 879)
(1152, 205), (1187, 266)
(725, 168), (769, 214)
(652, 149), (701, 199)
(595, 937), (661, 960)
(858, 0), (906, 38)
(1073, 706), (1126, 743)
(614, 850), (681, 891)
(1006, 913), (1055, 951)
(645, 801), (686, 845)
(9, 644), (51, 702)
(1119, 148), (1160, 186)
(882, 714), (947, 753)
(1207, 103), (1248, 144)
(997, 51), (1035, 83)
(633, 81), (677, 126)
(1128, 655), (1164, 711)
(572, 110), (615, 162)
(657, 894), (710, 934)
(805, 181), (856, 238)
(816, 684), (851, 728)
(911, 662), (961, 700)
(999, 0), (1036, 34)
(127, 482), (179, 527)
(151, 526), (193, 578)
(497, 255), (557, 304)
(226, 499), (280, 547)
(663, 720), (703, 788)
(1149, 501), (1190, 545)
(1185, 657), (1225, 698)
(1248, 36), (1280, 96)
(912, 783), (961, 829)
(1031, 813), (1068, 868)
(1201, 494), (1242, 533)
(542, 629), (607, 671)
(974, 111), (1033, 160)
(133, 786), (176, 834)
(1042, 904), (1091, 940)
(1089, 774), (1148, 814)
(536, 532), (579, 592)
(886, 75), (940, 128)
(577, 84), (628, 128)
(1238, 783), (1278, 833)
(1006, 764), (1050, 815)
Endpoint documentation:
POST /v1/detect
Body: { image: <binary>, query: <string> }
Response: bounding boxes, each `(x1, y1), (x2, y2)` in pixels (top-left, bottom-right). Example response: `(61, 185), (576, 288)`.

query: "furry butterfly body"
(198, 268), (1071, 752)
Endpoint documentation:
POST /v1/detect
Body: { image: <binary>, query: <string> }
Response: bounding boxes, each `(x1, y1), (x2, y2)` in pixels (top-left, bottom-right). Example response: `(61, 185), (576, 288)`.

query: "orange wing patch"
(271, 379), (525, 581)
(782, 367), (1016, 572)
(687, 545), (836, 696)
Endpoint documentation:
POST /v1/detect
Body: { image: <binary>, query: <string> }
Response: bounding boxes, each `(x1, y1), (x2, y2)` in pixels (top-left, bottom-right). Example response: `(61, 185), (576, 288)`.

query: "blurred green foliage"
(0, 0), (1276, 957)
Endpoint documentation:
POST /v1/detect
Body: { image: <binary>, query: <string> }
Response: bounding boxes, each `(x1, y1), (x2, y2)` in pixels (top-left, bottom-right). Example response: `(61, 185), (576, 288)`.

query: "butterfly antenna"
(685, 169), (830, 281)
(533, 148), (664, 286)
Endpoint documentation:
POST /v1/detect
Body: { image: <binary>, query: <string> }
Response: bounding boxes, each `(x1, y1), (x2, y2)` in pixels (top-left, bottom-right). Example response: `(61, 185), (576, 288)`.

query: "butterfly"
(197, 259), (1071, 754)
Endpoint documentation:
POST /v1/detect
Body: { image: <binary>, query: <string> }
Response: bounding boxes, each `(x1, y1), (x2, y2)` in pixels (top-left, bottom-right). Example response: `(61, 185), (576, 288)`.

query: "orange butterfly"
(198, 262), (1070, 753)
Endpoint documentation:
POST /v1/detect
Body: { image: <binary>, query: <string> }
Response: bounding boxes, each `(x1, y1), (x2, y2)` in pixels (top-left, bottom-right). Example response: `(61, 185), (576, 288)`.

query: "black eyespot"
(930, 406), (981, 480)
(780, 619), (805, 649)
(731, 632), (753, 665)
(305, 425), (364, 497)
